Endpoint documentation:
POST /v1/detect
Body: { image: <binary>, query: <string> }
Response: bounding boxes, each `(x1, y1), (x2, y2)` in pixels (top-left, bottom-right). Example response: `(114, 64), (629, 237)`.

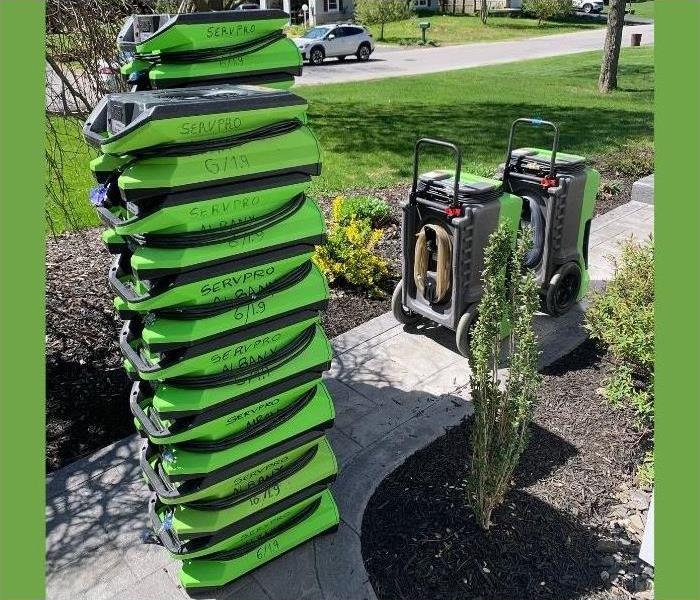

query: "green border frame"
(655, 1), (700, 598)
(0, 2), (46, 599)
(0, 1), (699, 599)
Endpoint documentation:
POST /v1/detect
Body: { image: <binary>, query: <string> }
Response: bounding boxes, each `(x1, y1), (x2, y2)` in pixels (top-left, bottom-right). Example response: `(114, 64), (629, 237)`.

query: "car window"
(345, 27), (364, 36)
(305, 27), (331, 39)
(332, 27), (346, 38)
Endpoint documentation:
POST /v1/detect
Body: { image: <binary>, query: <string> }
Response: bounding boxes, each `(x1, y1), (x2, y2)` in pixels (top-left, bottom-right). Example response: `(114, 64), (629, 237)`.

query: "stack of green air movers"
(83, 13), (339, 593)
(116, 9), (302, 91)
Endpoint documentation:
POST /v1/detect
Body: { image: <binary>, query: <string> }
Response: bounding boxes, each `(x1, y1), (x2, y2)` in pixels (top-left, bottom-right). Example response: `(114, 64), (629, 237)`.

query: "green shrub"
(598, 139), (655, 179)
(336, 195), (391, 228)
(522, 0), (573, 25)
(586, 238), (654, 402)
(314, 197), (389, 293)
(468, 225), (541, 530)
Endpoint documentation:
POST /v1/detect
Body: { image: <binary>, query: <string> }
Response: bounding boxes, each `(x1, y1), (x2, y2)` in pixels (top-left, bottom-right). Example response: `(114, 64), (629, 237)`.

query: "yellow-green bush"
(314, 197), (388, 293)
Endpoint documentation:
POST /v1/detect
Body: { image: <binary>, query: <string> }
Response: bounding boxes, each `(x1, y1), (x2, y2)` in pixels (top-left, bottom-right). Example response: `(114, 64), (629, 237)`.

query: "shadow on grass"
(308, 100), (654, 181)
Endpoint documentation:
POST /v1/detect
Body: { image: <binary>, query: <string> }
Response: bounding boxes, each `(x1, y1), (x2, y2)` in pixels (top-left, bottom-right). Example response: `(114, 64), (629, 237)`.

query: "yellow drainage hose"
(414, 223), (452, 303)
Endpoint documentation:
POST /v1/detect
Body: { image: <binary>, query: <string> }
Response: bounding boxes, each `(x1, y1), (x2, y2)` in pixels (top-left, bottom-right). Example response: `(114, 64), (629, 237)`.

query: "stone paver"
(632, 174), (655, 205)
(46, 200), (653, 600)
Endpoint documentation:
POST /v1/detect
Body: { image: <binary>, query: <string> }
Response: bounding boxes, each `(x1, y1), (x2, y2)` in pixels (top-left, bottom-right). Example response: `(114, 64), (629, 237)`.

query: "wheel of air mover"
(544, 262), (582, 316)
(456, 305), (478, 358)
(357, 43), (371, 61)
(309, 46), (325, 66)
(392, 280), (421, 326)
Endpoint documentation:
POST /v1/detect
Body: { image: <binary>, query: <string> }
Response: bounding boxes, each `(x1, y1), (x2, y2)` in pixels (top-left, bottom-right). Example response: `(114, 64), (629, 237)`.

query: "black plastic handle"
(140, 441), (179, 499)
(109, 254), (148, 304)
(504, 118), (560, 177)
(412, 138), (462, 206)
(82, 96), (110, 148)
(120, 319), (161, 374)
(130, 382), (170, 439)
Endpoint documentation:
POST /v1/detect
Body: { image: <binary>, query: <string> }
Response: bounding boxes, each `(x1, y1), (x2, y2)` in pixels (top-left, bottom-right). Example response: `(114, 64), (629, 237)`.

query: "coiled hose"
(413, 223), (452, 304)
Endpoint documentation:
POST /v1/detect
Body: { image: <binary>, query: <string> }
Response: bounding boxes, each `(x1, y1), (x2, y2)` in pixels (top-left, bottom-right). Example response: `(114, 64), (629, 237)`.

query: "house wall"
(438, 0), (516, 12)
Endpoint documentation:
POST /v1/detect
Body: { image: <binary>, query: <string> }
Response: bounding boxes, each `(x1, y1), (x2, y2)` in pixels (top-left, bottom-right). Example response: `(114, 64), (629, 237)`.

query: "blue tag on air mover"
(89, 184), (108, 207)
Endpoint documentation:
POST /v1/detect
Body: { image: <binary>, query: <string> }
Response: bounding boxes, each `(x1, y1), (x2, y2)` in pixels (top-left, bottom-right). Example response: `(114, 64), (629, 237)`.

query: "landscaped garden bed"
(361, 339), (654, 600)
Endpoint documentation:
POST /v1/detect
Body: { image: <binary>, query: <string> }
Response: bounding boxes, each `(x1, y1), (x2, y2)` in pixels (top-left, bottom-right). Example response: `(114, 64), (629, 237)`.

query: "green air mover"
(152, 485), (331, 561)
(117, 11), (290, 54)
(148, 438), (337, 559)
(95, 173), (310, 238)
(89, 123), (322, 204)
(101, 194), (324, 271)
(116, 10), (300, 91)
(131, 326), (332, 445)
(500, 118), (599, 316)
(392, 139), (522, 356)
(121, 36), (302, 91)
(111, 248), (315, 315)
(122, 261), (327, 348)
(83, 85), (308, 157)
(121, 311), (321, 382)
(179, 489), (339, 591)
(140, 381), (334, 505)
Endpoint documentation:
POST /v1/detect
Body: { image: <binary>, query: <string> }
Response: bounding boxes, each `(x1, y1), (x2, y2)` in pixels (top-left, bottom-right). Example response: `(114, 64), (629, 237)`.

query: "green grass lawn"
(367, 14), (601, 46)
(47, 46), (653, 234)
(629, 1), (655, 20)
(301, 46), (654, 194)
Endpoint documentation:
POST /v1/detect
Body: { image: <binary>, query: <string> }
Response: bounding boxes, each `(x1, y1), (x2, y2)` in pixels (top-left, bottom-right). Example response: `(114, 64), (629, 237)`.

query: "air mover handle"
(119, 319), (161, 374)
(109, 254), (151, 304)
(504, 118), (560, 176)
(130, 383), (171, 439)
(412, 138), (462, 206)
(83, 97), (110, 148)
(140, 442), (179, 500)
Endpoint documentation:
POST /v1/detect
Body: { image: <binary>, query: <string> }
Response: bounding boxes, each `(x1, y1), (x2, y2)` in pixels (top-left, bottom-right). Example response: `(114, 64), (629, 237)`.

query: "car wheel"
(309, 46), (325, 66)
(356, 43), (371, 62)
(583, 3), (593, 13)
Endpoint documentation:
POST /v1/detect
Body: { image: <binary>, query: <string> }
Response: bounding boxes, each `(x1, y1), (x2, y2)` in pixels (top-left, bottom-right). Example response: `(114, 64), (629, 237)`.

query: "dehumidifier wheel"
(544, 262), (582, 316)
(392, 280), (421, 326)
(455, 306), (478, 358)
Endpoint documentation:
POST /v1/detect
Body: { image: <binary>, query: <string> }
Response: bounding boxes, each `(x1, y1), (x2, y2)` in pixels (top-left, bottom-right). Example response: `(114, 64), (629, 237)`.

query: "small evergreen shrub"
(586, 238), (654, 428)
(336, 195), (391, 228)
(468, 225), (541, 530)
(314, 197), (388, 293)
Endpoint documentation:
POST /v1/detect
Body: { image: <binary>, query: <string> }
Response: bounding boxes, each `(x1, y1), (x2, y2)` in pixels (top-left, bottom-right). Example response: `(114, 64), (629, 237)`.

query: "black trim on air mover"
(141, 425), (330, 497)
(83, 88), (306, 149)
(149, 65), (303, 90)
(131, 371), (325, 437)
(121, 309), (317, 371)
(127, 192), (306, 249)
(120, 163), (322, 203)
(149, 483), (327, 556)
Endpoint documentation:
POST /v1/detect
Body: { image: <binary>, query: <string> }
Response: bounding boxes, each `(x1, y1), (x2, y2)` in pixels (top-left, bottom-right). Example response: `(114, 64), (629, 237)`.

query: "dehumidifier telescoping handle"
(504, 118), (560, 176)
(412, 138), (462, 206)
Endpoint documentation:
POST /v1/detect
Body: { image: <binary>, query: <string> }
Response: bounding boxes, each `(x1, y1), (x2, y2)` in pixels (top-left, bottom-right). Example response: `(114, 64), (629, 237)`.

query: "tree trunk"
(380, 20), (385, 41)
(598, 0), (626, 93)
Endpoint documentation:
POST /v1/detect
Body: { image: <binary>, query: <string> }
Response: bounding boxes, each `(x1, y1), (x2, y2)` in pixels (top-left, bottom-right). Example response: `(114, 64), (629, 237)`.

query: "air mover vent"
(417, 172), (502, 204)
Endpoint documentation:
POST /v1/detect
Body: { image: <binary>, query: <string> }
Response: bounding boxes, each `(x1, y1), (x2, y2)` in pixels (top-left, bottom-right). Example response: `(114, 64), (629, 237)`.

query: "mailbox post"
(419, 21), (430, 44)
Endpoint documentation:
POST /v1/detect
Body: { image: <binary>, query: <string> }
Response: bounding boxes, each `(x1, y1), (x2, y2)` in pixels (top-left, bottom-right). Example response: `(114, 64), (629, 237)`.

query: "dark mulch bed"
(362, 340), (653, 600)
(46, 230), (132, 471)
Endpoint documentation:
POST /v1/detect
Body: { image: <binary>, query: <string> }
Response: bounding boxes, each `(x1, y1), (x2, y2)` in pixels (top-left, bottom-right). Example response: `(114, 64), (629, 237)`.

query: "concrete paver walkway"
(46, 199), (653, 600)
(296, 24), (653, 86)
